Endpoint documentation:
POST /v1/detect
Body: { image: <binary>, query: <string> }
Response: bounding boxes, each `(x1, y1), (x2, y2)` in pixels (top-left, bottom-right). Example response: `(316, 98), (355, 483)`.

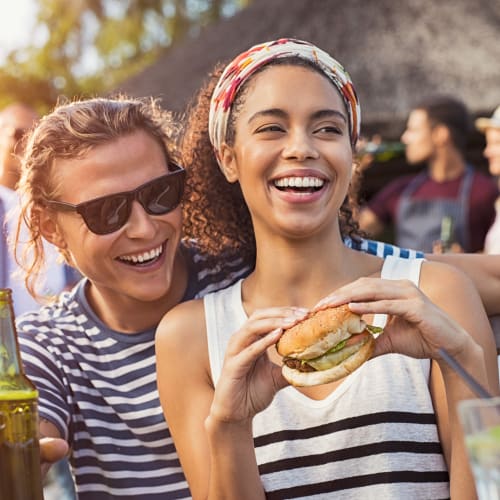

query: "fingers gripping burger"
(276, 305), (379, 387)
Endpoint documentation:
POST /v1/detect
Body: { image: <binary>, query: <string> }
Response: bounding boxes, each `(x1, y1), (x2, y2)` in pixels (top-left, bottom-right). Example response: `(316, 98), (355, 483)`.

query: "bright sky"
(0, 0), (38, 62)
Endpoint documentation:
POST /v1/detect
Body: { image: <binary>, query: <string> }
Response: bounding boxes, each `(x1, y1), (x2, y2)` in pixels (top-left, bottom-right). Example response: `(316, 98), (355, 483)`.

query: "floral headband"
(208, 38), (361, 166)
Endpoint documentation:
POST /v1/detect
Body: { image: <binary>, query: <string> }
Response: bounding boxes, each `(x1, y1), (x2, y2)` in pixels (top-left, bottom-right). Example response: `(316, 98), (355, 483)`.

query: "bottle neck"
(0, 289), (23, 377)
(439, 216), (455, 252)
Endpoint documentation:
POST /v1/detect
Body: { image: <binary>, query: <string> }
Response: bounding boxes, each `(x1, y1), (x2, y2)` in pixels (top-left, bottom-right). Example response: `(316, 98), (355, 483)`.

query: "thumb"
(40, 437), (69, 463)
(272, 364), (290, 392)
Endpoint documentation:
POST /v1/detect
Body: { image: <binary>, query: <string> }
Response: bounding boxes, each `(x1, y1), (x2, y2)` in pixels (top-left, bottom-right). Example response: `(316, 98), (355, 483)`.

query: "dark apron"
(396, 167), (473, 253)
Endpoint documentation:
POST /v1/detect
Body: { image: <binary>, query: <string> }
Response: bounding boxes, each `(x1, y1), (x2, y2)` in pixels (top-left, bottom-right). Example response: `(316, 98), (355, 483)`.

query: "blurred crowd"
(357, 97), (500, 256)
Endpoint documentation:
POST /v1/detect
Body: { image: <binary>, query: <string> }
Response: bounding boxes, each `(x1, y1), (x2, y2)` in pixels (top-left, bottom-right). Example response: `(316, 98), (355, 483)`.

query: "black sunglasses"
(45, 162), (186, 235)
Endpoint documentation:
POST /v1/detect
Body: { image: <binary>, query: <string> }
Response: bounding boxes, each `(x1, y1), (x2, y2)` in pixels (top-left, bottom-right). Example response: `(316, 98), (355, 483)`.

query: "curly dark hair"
(181, 64), (255, 269)
(181, 60), (364, 270)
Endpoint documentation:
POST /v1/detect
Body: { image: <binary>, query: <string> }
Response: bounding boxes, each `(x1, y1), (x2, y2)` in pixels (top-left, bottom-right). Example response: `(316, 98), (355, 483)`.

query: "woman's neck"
(243, 231), (380, 312)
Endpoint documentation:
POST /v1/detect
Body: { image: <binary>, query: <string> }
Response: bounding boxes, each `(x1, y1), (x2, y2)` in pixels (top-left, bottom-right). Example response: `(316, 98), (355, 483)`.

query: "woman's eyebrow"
(248, 108), (347, 125)
(248, 108), (288, 124)
(311, 109), (347, 123)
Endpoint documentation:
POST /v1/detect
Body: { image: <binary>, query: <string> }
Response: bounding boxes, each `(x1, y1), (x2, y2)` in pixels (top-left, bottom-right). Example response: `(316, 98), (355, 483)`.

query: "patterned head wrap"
(208, 38), (360, 165)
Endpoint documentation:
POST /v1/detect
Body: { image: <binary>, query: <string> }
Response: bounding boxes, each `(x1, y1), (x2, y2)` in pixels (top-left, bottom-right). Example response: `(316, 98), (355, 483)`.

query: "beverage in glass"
(458, 397), (500, 500)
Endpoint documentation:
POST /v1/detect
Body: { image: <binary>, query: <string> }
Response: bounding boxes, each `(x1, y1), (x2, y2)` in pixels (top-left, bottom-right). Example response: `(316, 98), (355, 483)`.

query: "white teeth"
(120, 245), (163, 263)
(274, 176), (325, 188)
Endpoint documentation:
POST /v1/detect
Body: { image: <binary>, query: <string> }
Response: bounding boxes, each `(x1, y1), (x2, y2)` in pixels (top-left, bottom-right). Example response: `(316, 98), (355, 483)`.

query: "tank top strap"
(205, 279), (246, 386)
(372, 256), (425, 328)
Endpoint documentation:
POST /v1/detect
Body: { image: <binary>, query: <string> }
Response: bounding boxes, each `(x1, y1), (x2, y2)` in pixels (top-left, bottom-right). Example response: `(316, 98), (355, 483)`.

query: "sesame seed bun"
(276, 304), (366, 359)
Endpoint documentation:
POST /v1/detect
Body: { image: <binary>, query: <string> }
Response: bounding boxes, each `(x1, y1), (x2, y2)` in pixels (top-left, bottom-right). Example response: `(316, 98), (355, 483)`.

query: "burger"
(276, 304), (380, 387)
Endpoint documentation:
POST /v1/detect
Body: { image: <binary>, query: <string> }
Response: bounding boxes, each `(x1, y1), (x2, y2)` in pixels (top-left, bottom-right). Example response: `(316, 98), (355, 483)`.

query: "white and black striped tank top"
(204, 256), (450, 499)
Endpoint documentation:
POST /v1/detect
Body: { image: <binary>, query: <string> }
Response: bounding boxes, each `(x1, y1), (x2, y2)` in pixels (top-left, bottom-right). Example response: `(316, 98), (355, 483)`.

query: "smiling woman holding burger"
(156, 38), (500, 500)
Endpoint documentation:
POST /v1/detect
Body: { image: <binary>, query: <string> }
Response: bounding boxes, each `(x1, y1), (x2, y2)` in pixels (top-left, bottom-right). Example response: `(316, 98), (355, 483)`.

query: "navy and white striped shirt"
(17, 238), (422, 499)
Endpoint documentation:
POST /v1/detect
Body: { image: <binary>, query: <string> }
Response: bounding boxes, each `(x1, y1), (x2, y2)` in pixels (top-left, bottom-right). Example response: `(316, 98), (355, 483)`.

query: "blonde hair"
(14, 95), (178, 300)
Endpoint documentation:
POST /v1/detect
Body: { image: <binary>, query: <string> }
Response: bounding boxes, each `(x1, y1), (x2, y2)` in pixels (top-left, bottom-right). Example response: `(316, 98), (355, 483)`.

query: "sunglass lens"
(83, 195), (129, 234)
(78, 169), (185, 234)
(142, 175), (184, 215)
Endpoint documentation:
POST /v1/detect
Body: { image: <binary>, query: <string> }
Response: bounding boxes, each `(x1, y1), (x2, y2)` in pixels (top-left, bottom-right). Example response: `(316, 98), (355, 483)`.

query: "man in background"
(358, 95), (498, 253)
(476, 106), (500, 254)
(0, 102), (78, 498)
(0, 102), (75, 314)
(0, 103), (39, 189)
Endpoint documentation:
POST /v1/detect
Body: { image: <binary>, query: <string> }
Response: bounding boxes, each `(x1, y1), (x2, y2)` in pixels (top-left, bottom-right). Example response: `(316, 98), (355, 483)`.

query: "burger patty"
(283, 358), (317, 372)
(282, 332), (372, 373)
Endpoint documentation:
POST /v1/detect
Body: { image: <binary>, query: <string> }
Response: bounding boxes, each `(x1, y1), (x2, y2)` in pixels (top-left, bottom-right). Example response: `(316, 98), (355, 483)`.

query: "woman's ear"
(219, 143), (239, 183)
(38, 209), (66, 250)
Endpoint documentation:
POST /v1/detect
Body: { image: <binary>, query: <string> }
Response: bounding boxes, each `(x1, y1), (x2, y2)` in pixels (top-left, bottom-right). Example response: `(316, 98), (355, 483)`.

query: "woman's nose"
(282, 130), (319, 161)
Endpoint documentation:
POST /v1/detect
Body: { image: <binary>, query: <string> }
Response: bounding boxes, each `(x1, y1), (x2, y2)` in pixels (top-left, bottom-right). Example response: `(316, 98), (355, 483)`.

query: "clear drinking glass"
(458, 397), (500, 499)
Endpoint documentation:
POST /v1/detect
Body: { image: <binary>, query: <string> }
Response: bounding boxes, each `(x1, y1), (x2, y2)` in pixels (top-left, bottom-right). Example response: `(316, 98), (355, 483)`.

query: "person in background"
(476, 105), (500, 254)
(475, 105), (500, 367)
(358, 95), (498, 253)
(0, 103), (38, 190)
(0, 102), (74, 314)
(0, 103), (80, 499)
(155, 39), (499, 499)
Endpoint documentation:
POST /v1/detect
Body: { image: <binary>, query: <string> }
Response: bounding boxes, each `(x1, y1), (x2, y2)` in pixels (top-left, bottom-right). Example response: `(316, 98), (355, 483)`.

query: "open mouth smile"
(273, 176), (326, 193)
(117, 243), (164, 266)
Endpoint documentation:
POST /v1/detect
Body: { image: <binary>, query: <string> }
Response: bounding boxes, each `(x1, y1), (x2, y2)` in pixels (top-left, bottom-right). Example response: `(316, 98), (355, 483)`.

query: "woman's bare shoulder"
(155, 298), (207, 353)
(419, 259), (477, 303)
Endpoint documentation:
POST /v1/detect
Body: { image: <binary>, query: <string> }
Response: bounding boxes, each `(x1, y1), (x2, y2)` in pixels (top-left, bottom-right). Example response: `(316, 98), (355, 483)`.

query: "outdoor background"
(1, 2), (499, 497)
(1, 0), (499, 198)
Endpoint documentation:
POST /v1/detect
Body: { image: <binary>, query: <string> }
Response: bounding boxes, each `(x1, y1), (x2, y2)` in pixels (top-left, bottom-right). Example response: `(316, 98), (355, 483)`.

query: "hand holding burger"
(276, 304), (379, 387)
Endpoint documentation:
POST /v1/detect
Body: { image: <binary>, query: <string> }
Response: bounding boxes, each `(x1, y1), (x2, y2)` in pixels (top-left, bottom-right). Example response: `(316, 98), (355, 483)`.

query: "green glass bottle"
(358, 141), (406, 162)
(439, 215), (455, 253)
(0, 288), (44, 499)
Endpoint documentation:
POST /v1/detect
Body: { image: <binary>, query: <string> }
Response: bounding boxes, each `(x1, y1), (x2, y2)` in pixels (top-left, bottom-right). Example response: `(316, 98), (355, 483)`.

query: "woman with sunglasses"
(13, 96), (253, 499)
(155, 39), (499, 499)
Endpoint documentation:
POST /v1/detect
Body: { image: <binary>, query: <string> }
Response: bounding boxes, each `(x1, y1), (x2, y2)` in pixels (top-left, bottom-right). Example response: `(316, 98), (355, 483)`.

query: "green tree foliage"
(0, 0), (250, 111)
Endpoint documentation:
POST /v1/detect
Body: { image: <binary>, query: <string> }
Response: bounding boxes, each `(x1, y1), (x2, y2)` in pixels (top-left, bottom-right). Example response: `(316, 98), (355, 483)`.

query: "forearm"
(204, 416), (265, 500)
(437, 339), (487, 499)
(426, 253), (500, 316)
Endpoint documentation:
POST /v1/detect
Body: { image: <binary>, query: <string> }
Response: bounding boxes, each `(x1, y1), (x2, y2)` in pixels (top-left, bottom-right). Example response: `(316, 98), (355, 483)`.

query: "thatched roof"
(118, 0), (500, 138)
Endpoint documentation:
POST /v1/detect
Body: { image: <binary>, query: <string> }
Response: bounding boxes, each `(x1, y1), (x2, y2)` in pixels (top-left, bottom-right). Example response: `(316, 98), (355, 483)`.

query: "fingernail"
(325, 295), (339, 303)
(293, 308), (309, 316)
(317, 296), (339, 309)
